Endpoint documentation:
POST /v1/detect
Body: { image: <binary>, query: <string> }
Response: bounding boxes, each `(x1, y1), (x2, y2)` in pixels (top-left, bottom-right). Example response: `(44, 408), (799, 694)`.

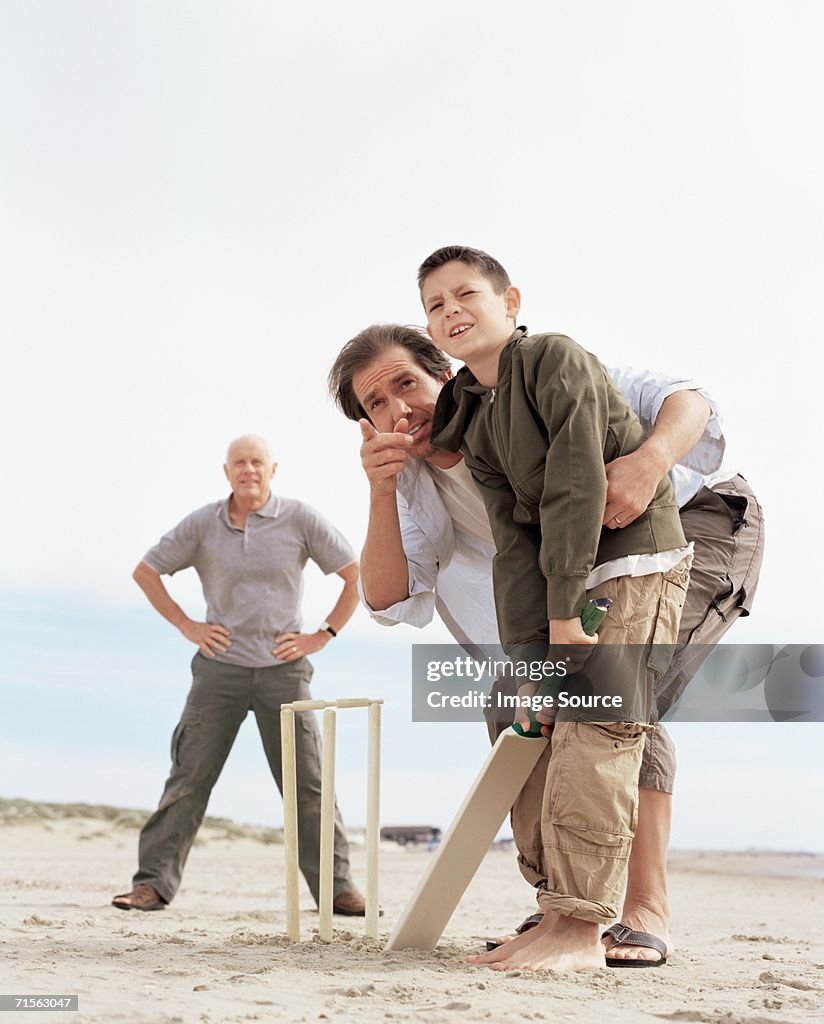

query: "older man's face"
(223, 438), (276, 504)
(352, 347), (449, 461)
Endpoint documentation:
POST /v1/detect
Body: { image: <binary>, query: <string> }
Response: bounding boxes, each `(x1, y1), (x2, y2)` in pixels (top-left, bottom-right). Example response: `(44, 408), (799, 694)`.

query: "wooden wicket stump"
(280, 697), (383, 942)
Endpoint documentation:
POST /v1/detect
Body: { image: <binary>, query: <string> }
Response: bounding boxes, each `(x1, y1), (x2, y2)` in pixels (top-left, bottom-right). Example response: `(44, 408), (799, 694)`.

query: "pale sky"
(2, 2), (823, 849)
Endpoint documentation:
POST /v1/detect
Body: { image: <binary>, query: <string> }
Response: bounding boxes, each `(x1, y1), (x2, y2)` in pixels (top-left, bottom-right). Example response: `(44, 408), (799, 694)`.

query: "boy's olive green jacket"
(430, 327), (687, 664)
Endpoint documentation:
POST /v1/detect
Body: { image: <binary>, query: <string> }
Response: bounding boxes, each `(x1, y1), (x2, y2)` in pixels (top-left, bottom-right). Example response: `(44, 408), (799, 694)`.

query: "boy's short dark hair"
(328, 324), (452, 422)
(417, 245), (511, 294)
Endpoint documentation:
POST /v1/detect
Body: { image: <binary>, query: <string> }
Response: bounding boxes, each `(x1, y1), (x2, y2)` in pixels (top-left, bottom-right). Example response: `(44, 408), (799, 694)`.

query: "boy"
(423, 245), (692, 972)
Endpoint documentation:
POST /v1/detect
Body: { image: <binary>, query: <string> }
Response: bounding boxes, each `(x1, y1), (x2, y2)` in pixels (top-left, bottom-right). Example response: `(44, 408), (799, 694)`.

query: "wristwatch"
(319, 621), (337, 638)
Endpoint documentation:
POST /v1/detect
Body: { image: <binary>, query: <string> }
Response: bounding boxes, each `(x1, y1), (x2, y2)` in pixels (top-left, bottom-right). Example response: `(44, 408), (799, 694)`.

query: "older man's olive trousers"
(133, 653), (354, 905)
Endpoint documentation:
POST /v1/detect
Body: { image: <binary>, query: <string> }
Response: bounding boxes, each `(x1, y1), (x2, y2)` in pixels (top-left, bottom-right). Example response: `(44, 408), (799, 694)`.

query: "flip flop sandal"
(485, 912), (544, 952)
(603, 923), (667, 967)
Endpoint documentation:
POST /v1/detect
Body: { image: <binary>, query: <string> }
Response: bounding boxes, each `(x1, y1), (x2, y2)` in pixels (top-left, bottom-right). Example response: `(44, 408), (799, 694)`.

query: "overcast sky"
(2, 1), (822, 850)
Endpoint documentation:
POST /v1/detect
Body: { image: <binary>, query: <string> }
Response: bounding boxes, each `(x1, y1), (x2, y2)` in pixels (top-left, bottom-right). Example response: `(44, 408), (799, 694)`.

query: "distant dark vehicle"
(380, 825), (442, 846)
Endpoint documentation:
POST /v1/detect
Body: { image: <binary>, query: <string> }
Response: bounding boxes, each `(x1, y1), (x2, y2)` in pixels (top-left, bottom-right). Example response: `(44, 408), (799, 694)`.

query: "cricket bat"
(385, 598), (612, 951)
(384, 727), (548, 950)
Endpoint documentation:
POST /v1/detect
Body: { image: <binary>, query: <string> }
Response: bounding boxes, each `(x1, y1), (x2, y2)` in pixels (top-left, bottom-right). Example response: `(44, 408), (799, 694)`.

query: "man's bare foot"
(601, 902), (671, 963)
(488, 915), (605, 973)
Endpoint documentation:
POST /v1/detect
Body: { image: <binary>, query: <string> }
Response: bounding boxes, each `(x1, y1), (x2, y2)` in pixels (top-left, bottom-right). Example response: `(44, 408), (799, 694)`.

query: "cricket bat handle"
(512, 597), (613, 738)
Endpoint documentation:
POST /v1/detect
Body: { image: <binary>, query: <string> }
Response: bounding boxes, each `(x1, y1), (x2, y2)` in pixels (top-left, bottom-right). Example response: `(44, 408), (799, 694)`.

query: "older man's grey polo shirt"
(142, 493), (355, 668)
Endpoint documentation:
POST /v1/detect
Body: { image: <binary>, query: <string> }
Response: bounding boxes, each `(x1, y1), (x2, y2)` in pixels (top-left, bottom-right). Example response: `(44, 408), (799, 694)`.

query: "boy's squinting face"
(421, 260), (520, 366)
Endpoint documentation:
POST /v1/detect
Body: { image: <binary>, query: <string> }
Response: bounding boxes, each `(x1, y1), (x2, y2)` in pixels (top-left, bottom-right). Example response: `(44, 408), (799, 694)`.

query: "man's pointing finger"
(359, 418), (377, 442)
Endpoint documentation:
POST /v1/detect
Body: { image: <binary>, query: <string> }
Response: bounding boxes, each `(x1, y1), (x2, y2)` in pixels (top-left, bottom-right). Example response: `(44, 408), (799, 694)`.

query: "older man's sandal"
(603, 923), (667, 967)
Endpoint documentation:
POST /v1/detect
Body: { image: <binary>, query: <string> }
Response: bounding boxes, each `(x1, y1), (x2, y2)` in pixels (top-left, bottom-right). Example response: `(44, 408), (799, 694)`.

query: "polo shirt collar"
(218, 491), (281, 525)
(254, 492), (281, 518)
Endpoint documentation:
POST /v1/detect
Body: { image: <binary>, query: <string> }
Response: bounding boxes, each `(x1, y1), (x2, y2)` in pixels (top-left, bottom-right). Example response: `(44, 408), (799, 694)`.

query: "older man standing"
(112, 435), (368, 916)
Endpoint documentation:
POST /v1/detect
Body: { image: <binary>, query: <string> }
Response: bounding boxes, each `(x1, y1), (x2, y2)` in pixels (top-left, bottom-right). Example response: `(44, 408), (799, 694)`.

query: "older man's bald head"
(223, 435), (277, 509)
(225, 434), (275, 465)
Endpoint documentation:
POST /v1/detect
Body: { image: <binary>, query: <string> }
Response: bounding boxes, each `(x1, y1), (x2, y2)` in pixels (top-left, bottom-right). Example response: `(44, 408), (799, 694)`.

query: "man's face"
(421, 260), (520, 365)
(352, 346), (450, 460)
(223, 438), (276, 504)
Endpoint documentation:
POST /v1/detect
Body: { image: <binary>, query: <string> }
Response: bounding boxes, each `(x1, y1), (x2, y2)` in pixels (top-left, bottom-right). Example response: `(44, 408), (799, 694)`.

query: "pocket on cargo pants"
(542, 721), (648, 911)
(648, 554), (692, 676)
(170, 704), (203, 768)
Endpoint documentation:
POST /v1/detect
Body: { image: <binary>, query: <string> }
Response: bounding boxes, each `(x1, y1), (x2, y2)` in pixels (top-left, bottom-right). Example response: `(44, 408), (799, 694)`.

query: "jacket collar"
(431, 326), (528, 451)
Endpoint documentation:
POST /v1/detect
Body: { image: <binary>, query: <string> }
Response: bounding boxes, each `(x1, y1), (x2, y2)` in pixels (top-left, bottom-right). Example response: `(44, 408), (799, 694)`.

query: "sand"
(1, 803), (823, 1024)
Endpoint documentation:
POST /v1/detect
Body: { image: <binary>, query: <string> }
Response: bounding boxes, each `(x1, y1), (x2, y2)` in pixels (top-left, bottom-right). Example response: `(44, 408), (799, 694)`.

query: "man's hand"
(274, 631), (330, 661)
(179, 619), (231, 657)
(359, 418), (414, 497)
(603, 448), (665, 529)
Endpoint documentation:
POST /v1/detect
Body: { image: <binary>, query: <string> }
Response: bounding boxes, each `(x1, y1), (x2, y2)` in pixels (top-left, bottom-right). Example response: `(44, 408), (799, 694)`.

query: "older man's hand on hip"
(274, 630), (331, 661)
(178, 618), (231, 657)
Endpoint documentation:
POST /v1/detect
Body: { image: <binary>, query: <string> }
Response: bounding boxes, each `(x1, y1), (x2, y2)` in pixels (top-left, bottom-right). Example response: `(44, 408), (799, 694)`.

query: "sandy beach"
(2, 801), (823, 1024)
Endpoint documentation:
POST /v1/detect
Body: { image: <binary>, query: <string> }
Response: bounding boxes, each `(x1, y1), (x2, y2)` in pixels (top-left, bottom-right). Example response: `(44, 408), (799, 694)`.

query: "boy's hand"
(549, 616), (600, 678)
(513, 681), (557, 737)
(549, 617), (600, 646)
(359, 418), (415, 497)
(513, 681), (537, 734)
(603, 448), (664, 529)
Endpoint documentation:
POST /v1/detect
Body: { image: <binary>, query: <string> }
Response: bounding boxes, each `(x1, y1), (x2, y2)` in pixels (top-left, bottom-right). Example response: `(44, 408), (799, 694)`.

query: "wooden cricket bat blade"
(385, 729), (546, 951)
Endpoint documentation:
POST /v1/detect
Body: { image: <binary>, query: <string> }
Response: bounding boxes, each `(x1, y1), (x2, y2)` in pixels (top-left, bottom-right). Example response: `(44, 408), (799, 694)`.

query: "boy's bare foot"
(467, 916), (555, 965)
(601, 901), (671, 963)
(488, 915), (605, 973)
(486, 910), (553, 950)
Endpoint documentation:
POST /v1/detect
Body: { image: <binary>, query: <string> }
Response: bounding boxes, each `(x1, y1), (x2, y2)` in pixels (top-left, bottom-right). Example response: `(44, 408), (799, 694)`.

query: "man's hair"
(417, 245), (511, 294)
(225, 434), (274, 464)
(328, 324), (452, 422)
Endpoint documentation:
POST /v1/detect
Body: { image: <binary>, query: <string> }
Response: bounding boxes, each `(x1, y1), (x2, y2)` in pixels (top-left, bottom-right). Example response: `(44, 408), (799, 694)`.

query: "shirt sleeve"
(358, 495), (438, 629)
(606, 364), (727, 475)
(142, 511), (203, 576)
(302, 505), (357, 575)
